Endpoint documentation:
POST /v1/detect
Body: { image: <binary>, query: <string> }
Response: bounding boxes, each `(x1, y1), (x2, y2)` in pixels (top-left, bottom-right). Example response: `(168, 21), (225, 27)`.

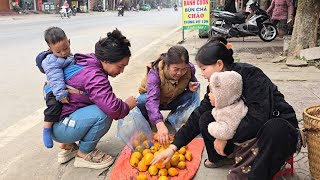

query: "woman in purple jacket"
(51, 29), (138, 169)
(137, 45), (199, 145)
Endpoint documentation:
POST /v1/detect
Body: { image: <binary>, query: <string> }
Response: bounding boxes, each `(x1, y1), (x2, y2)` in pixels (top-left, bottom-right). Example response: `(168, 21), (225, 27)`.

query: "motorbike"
(157, 5), (161, 11)
(118, 6), (124, 16)
(209, 2), (277, 42)
(174, 5), (178, 11)
(71, 6), (77, 16)
(60, 6), (72, 18)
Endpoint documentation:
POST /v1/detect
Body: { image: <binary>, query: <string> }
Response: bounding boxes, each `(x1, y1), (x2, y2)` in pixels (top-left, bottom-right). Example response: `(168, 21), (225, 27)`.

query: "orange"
(144, 153), (154, 165)
(158, 168), (168, 176)
(129, 157), (139, 167)
(185, 151), (192, 161)
(148, 165), (159, 176)
(142, 149), (152, 157)
(138, 160), (148, 172)
(136, 173), (147, 180)
(178, 147), (186, 155)
(131, 152), (143, 161)
(168, 167), (179, 176)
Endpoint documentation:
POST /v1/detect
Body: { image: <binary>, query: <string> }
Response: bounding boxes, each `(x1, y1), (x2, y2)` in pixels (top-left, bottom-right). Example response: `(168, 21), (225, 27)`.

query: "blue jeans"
(52, 105), (113, 154)
(136, 90), (193, 122)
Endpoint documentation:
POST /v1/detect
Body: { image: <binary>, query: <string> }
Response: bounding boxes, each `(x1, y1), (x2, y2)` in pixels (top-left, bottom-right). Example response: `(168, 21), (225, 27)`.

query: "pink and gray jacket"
(267, 0), (293, 20)
(60, 53), (130, 120)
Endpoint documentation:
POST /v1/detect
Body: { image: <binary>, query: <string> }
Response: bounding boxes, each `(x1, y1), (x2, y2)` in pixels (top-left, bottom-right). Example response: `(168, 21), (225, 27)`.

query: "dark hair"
(44, 27), (67, 45)
(195, 36), (234, 70)
(151, 45), (189, 69)
(95, 29), (131, 63)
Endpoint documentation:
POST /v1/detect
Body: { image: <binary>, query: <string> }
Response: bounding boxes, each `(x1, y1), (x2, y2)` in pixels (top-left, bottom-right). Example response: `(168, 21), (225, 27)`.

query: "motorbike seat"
(234, 12), (250, 20)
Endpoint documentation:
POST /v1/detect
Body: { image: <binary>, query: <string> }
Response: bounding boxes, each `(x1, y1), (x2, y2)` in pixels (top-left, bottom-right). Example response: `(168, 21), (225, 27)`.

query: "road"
(0, 9), (181, 131)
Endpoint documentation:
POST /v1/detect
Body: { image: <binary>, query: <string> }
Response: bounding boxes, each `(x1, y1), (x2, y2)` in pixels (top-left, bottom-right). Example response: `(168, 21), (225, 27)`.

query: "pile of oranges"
(129, 134), (193, 180)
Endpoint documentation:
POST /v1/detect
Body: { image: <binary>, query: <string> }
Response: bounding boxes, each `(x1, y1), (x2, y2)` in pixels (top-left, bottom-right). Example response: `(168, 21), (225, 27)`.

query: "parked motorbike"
(174, 5), (178, 11)
(71, 6), (77, 16)
(157, 5), (161, 11)
(209, 2), (277, 42)
(60, 6), (72, 18)
(118, 6), (124, 16)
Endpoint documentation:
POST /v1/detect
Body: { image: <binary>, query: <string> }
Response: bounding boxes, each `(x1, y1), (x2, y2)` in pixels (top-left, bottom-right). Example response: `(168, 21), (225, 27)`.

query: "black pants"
(199, 111), (297, 179)
(44, 91), (62, 122)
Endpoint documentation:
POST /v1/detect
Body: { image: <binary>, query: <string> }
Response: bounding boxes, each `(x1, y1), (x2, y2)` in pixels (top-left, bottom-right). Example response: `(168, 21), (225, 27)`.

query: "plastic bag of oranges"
(116, 107), (153, 151)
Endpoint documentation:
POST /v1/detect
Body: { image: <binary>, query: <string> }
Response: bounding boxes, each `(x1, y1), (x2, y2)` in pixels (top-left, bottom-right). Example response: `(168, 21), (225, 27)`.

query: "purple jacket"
(60, 53), (130, 120)
(267, 0), (293, 20)
(146, 63), (197, 125)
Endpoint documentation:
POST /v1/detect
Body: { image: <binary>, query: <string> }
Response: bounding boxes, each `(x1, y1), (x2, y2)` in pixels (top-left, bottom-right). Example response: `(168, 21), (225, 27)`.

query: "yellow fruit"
(148, 165), (159, 176)
(183, 145), (188, 150)
(150, 146), (158, 153)
(140, 133), (147, 142)
(138, 160), (148, 172)
(155, 160), (165, 169)
(142, 149), (152, 157)
(174, 152), (179, 156)
(158, 176), (169, 180)
(137, 173), (148, 180)
(158, 168), (168, 176)
(144, 153), (154, 165)
(178, 147), (187, 155)
(177, 161), (186, 169)
(129, 157), (139, 167)
(154, 142), (160, 148)
(154, 134), (158, 141)
(168, 167), (179, 177)
(154, 151), (160, 157)
(158, 147), (166, 152)
(170, 154), (180, 166)
(135, 145), (145, 153)
(185, 151), (192, 161)
(133, 139), (140, 149)
(142, 140), (149, 148)
(131, 152), (143, 161)
(178, 154), (185, 161)
(165, 161), (171, 169)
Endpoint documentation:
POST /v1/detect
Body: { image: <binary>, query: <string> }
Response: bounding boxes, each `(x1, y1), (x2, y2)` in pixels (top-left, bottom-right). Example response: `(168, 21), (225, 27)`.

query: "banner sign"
(182, 0), (210, 30)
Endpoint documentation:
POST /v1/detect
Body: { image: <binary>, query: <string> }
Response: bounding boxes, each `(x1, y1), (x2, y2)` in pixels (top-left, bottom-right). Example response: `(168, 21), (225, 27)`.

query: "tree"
(259, 0), (270, 10)
(288, 0), (320, 57)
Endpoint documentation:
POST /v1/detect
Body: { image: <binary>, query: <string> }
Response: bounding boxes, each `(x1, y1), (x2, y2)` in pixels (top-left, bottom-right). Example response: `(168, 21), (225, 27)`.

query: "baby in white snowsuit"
(208, 71), (248, 144)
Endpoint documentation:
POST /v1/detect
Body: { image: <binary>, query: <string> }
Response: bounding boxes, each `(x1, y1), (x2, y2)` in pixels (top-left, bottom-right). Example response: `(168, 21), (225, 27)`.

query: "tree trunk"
(259, 0), (270, 10)
(288, 0), (320, 57)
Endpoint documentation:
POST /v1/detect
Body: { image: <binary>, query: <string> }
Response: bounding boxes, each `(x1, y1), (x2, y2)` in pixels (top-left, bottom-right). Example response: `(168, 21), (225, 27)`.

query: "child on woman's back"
(35, 27), (74, 156)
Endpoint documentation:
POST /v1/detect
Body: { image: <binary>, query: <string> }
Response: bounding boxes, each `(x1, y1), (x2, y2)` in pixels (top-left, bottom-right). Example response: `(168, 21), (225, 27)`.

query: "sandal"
(74, 149), (114, 169)
(204, 158), (234, 168)
(58, 143), (79, 164)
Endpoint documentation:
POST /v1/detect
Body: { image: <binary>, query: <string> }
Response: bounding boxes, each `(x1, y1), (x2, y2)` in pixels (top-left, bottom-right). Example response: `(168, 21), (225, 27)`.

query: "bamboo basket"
(303, 105), (320, 179)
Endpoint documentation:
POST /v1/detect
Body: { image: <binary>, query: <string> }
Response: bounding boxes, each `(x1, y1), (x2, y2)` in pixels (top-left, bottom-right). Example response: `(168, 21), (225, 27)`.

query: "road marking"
(0, 26), (182, 148)
(0, 108), (44, 149)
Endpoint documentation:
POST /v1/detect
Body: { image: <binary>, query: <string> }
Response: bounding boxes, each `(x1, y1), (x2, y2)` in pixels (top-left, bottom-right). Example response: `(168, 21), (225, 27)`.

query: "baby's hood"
(210, 71), (243, 108)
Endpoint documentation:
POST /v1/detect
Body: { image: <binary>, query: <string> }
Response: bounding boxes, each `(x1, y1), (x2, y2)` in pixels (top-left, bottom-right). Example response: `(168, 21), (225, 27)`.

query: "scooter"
(209, 2), (277, 42)
(118, 6), (124, 16)
(60, 6), (72, 18)
(71, 5), (77, 16)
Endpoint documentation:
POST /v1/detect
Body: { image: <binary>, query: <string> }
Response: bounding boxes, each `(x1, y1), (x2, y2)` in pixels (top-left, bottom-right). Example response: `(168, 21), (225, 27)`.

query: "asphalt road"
(0, 9), (181, 131)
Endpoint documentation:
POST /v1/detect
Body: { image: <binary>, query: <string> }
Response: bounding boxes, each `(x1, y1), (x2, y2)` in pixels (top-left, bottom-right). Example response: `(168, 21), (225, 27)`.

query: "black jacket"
(224, 0), (237, 13)
(173, 63), (298, 148)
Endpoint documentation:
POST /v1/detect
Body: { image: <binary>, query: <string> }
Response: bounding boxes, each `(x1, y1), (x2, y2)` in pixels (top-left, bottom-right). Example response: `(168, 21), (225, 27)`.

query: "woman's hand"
(151, 144), (177, 165)
(188, 82), (199, 92)
(156, 122), (170, 145)
(125, 96), (138, 110)
(214, 139), (227, 156)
